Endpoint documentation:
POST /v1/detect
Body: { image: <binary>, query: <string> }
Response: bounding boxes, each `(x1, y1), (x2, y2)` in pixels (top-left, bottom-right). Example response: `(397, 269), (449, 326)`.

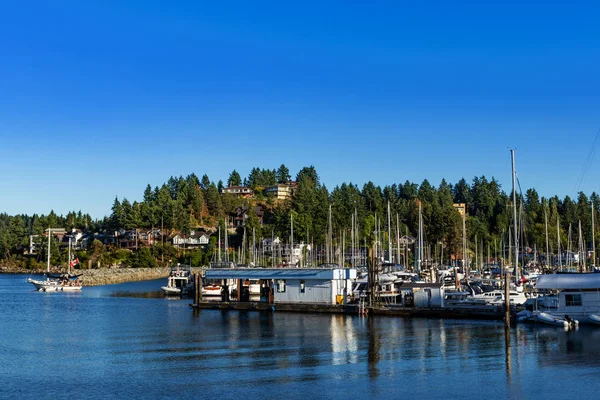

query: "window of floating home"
(300, 280), (305, 293)
(565, 294), (582, 307)
(277, 279), (286, 293)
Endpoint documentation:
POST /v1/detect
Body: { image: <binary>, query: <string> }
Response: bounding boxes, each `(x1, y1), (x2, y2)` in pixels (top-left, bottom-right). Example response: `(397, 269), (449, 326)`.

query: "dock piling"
(504, 270), (511, 327)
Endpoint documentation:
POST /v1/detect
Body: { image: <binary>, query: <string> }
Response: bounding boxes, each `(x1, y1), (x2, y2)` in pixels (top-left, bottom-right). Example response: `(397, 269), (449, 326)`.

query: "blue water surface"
(2, 274), (600, 399)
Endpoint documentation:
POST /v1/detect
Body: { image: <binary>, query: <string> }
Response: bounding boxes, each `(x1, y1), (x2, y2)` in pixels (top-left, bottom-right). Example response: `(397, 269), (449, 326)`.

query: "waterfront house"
(139, 228), (163, 246)
(171, 230), (210, 249)
(262, 237), (281, 253)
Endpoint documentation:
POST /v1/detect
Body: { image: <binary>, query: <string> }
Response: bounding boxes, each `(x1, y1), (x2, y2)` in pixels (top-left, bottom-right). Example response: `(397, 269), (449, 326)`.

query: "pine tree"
(276, 164), (291, 184)
(228, 170), (242, 187)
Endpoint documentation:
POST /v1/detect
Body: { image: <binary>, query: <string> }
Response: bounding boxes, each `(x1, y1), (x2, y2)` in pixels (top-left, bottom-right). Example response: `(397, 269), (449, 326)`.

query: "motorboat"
(469, 289), (528, 305)
(202, 284), (223, 296)
(161, 265), (194, 296)
(535, 312), (578, 328)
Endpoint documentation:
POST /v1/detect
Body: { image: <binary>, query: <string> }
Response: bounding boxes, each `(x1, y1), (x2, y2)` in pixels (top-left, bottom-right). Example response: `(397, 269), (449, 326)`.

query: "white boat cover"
(536, 273), (600, 290)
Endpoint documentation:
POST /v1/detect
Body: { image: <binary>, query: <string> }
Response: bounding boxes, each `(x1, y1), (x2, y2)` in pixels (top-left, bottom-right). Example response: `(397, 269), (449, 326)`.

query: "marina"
(4, 274), (600, 399)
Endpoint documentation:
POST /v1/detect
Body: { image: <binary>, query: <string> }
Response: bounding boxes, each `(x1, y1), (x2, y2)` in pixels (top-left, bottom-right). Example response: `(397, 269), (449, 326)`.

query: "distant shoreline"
(1, 267), (173, 286)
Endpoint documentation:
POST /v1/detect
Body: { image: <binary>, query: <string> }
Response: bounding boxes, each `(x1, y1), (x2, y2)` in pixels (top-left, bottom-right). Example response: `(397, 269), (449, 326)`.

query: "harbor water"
(2, 274), (600, 399)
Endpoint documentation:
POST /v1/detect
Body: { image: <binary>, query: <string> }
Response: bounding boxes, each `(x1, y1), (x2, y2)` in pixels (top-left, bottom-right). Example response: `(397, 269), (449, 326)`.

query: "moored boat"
(534, 273), (600, 324)
(161, 265), (195, 296)
(201, 284), (222, 296)
(588, 314), (600, 325)
(535, 312), (578, 328)
(28, 230), (82, 292)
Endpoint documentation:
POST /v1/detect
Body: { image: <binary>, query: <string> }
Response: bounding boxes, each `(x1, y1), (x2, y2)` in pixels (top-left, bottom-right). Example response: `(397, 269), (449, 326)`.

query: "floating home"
(204, 268), (357, 305)
(535, 273), (600, 324)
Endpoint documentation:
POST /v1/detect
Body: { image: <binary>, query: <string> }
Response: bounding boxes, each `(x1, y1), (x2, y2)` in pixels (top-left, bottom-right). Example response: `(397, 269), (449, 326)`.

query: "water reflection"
(505, 325), (512, 384)
(5, 275), (600, 399)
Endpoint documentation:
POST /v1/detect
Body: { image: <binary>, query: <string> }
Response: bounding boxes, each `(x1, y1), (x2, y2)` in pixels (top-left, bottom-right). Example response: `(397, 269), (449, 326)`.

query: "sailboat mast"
(592, 202), (596, 269)
(511, 149), (519, 283)
(47, 228), (52, 274)
(68, 235), (72, 275)
(475, 234), (478, 273)
(417, 201), (422, 275)
(545, 205), (549, 268)
(387, 201), (392, 263)
(579, 220), (584, 273)
(218, 225), (222, 262)
(290, 213), (294, 266)
(557, 216), (561, 271)
(396, 213), (401, 267)
(462, 213), (466, 273)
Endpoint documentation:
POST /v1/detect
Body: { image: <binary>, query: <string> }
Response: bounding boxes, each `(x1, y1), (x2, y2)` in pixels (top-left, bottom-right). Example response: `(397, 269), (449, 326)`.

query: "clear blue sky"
(1, 1), (600, 219)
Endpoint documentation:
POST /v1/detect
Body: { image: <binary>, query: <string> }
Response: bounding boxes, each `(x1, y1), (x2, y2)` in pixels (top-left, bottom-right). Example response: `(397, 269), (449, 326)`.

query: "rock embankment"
(80, 268), (172, 286)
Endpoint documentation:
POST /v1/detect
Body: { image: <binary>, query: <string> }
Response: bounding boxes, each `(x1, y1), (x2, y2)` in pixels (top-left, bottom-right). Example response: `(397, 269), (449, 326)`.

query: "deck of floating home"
(190, 301), (505, 320)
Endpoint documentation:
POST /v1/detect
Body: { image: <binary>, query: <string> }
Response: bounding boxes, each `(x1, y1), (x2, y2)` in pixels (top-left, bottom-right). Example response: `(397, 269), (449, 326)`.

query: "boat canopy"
(536, 273), (600, 290)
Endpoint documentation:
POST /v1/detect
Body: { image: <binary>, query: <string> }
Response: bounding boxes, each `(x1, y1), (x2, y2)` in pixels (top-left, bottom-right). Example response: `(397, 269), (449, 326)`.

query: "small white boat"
(161, 265), (195, 296)
(535, 312), (578, 328)
(516, 310), (534, 322)
(201, 284), (222, 297)
(588, 314), (600, 325)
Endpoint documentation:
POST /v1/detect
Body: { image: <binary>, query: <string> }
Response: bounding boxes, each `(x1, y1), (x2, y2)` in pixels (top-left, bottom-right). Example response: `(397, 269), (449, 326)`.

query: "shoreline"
(1, 267), (174, 286)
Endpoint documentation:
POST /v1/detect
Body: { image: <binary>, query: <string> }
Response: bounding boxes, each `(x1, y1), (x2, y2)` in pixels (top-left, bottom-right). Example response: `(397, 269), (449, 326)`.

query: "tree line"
(2, 163), (599, 269)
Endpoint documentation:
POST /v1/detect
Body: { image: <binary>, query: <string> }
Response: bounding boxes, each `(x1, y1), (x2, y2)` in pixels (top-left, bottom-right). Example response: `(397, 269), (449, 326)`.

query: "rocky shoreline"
(1, 267), (174, 286)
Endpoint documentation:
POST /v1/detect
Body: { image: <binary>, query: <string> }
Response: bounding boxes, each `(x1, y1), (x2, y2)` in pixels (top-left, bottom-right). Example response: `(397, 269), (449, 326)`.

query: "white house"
(171, 230), (210, 249)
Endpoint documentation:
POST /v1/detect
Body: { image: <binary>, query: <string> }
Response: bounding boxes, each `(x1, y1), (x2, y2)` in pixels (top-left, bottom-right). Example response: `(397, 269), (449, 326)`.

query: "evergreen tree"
(206, 183), (222, 215)
(200, 174), (210, 190)
(276, 164), (291, 184)
(228, 170), (242, 187)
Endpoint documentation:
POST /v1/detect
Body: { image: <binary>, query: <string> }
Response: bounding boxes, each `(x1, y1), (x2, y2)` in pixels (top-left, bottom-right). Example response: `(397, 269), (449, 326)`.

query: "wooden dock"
(190, 301), (505, 321)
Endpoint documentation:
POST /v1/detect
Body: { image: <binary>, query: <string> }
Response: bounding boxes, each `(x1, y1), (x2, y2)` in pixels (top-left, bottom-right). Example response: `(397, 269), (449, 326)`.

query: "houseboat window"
(300, 280), (305, 293)
(565, 294), (582, 307)
(277, 279), (286, 293)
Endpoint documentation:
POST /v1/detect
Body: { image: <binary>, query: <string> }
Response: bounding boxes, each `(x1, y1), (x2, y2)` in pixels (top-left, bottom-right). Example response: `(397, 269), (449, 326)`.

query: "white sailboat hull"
(28, 278), (82, 292)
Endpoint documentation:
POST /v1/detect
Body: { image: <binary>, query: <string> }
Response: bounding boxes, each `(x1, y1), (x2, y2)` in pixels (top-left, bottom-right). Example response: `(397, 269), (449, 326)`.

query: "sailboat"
(27, 230), (83, 292)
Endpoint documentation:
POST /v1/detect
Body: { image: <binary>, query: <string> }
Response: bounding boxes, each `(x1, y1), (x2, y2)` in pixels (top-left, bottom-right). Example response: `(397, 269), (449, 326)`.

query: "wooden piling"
(504, 270), (511, 327)
(198, 273), (203, 303)
(194, 273), (200, 305)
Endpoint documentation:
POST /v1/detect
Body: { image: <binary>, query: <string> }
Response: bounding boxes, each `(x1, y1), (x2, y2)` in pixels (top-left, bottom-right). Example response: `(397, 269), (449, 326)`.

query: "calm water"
(2, 274), (600, 399)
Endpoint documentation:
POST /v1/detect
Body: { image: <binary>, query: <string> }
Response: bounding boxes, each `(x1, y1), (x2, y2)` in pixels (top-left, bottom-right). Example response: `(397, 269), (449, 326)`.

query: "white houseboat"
(535, 273), (600, 324)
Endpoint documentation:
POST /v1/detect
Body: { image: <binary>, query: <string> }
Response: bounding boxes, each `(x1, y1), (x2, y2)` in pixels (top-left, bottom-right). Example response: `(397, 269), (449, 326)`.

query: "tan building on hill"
(264, 184), (293, 200)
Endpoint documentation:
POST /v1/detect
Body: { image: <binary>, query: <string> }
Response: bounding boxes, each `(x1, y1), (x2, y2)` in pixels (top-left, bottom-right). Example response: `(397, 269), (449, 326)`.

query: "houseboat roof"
(205, 268), (355, 281)
(536, 273), (600, 290)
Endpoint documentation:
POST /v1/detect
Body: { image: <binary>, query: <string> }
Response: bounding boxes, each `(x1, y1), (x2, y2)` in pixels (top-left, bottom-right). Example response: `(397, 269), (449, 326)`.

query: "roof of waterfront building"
(205, 268), (356, 280)
(536, 273), (600, 290)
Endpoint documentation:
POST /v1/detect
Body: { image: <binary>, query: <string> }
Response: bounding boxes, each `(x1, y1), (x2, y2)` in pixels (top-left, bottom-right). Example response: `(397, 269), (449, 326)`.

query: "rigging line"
(574, 127), (600, 194)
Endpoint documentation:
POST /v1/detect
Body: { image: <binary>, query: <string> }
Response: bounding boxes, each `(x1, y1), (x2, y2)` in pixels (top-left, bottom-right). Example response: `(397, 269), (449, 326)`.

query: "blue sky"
(1, 1), (600, 218)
